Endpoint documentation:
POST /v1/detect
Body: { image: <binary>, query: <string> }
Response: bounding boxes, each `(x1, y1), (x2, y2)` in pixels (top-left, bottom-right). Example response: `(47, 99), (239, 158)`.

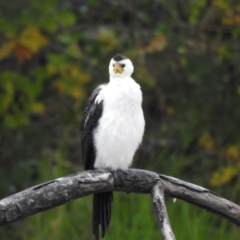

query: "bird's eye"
(120, 64), (125, 68)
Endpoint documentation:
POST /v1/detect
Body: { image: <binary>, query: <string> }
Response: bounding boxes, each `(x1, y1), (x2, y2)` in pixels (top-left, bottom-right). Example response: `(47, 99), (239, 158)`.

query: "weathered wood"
(159, 175), (240, 226)
(0, 169), (239, 227)
(151, 180), (176, 240)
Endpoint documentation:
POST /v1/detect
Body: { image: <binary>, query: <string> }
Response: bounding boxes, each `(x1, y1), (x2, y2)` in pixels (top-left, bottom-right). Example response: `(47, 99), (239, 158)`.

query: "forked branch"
(151, 180), (176, 240)
(0, 169), (239, 237)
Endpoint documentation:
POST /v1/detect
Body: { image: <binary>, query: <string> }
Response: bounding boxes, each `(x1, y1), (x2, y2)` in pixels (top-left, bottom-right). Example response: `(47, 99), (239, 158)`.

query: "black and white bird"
(80, 54), (145, 240)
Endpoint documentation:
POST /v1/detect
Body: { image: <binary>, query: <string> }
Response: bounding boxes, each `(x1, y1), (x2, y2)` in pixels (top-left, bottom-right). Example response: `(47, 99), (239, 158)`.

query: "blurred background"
(0, 0), (240, 239)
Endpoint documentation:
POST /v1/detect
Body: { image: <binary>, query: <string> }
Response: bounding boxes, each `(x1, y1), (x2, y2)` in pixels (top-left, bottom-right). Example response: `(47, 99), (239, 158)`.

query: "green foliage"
(1, 0), (240, 239)
(0, 71), (47, 128)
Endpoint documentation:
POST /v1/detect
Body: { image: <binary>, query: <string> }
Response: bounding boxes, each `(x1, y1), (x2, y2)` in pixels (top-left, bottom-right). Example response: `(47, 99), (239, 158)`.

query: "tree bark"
(0, 169), (239, 228)
(151, 180), (176, 240)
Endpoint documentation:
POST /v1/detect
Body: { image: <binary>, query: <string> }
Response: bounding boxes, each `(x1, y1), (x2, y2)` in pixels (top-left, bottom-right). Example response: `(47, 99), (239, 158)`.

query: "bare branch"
(0, 169), (239, 229)
(151, 180), (176, 240)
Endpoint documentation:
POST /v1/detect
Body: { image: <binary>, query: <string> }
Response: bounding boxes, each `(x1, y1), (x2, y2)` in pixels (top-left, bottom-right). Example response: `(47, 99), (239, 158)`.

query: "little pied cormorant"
(80, 54), (145, 240)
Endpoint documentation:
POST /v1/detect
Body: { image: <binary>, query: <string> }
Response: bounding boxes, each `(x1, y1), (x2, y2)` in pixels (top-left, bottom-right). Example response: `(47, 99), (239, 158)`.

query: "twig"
(151, 180), (176, 240)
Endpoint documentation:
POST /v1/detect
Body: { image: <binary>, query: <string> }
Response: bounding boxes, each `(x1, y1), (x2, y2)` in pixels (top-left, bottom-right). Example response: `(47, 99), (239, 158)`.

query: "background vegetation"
(1, 0), (240, 239)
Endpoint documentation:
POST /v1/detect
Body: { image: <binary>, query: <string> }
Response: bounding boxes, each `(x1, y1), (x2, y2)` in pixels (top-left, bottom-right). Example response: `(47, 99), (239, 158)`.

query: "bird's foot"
(111, 169), (125, 188)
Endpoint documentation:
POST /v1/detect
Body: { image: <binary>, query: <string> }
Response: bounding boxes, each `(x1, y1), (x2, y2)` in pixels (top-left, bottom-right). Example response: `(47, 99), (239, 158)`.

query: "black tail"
(92, 192), (113, 240)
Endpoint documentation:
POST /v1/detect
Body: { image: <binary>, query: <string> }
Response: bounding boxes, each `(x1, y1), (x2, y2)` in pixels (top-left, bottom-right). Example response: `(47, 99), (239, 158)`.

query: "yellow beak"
(113, 63), (124, 74)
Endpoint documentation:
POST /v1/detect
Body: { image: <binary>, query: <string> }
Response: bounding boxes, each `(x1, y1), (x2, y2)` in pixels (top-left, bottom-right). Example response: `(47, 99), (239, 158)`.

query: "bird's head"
(109, 54), (134, 78)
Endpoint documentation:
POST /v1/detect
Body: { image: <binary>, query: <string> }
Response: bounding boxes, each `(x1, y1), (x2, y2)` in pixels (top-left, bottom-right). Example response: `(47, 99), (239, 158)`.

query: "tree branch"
(151, 180), (176, 240)
(0, 169), (239, 229)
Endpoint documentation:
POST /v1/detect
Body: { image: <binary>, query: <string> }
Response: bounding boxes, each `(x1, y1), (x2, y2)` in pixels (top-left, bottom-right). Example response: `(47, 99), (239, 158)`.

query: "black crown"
(113, 54), (127, 62)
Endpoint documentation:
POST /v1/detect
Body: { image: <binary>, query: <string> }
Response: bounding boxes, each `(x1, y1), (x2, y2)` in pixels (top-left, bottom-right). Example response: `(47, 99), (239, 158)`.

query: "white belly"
(93, 78), (145, 170)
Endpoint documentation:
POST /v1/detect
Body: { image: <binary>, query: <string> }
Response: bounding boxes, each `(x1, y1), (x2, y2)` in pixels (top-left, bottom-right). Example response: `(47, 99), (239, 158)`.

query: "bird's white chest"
(93, 78), (145, 170)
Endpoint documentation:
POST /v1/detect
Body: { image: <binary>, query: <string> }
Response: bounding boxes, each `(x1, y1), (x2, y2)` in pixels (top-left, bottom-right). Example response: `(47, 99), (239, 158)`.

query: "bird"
(80, 54), (145, 240)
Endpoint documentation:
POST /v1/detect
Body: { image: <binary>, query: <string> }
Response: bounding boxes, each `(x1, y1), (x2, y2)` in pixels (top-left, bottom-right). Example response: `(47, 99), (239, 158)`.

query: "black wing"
(80, 85), (104, 170)
(80, 84), (112, 240)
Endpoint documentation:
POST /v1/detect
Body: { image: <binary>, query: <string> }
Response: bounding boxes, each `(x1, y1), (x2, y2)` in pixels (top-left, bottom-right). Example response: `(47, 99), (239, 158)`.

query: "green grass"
(105, 193), (161, 240)
(17, 192), (239, 240)
(166, 199), (232, 240)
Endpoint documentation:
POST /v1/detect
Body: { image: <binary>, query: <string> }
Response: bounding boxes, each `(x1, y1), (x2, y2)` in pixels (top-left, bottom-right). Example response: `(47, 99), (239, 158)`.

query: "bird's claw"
(111, 169), (125, 188)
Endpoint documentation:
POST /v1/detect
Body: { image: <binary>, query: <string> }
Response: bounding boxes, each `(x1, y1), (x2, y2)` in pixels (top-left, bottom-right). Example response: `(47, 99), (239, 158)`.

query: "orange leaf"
(145, 34), (167, 53)
(53, 81), (66, 98)
(14, 43), (32, 62)
(72, 88), (83, 100)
